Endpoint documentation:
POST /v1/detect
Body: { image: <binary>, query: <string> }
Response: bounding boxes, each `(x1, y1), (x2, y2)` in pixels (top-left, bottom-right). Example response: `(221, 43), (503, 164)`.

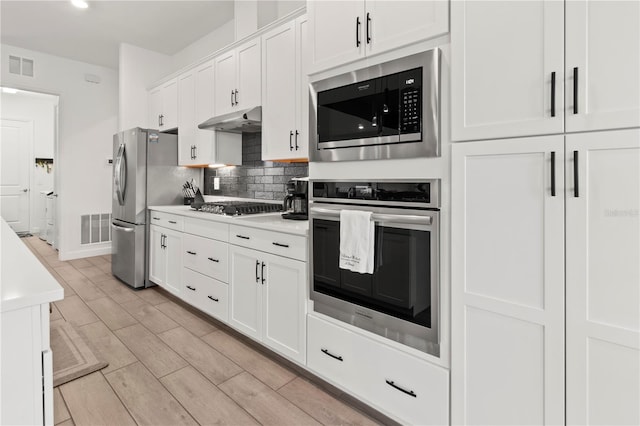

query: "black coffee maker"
(282, 177), (308, 220)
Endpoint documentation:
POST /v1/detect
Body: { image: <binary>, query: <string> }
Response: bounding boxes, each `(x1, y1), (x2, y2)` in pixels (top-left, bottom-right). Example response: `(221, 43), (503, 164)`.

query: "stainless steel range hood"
(198, 106), (261, 133)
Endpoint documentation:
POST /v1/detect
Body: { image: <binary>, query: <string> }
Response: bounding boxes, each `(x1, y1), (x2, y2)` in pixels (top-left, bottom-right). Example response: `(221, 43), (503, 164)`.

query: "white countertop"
(149, 198), (309, 237)
(1, 218), (64, 313)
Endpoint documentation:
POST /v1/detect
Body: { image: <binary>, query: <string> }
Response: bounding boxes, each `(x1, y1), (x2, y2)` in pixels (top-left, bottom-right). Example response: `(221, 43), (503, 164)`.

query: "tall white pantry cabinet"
(451, 1), (640, 424)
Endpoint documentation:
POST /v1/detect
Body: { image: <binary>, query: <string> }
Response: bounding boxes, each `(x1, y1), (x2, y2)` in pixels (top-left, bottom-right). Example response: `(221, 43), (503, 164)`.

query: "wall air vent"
(8, 55), (34, 76)
(80, 213), (111, 244)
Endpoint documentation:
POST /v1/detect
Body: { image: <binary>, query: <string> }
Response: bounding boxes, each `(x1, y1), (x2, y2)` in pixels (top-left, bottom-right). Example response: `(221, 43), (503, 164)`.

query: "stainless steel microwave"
(310, 49), (440, 162)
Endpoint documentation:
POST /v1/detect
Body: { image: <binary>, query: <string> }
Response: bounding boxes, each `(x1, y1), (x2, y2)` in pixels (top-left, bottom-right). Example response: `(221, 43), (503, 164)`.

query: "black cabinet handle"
(295, 130), (299, 150)
(385, 380), (417, 398)
(168, 220), (177, 224)
(152, 217), (160, 220)
(207, 295), (219, 302)
(356, 16), (361, 47)
(207, 257), (219, 263)
(160, 234), (166, 249)
(186, 285), (196, 291)
(256, 260), (260, 283)
(289, 130), (294, 151)
(231, 90), (235, 106)
(186, 250), (197, 255)
(321, 348), (343, 361)
(272, 242), (290, 248)
(573, 67), (579, 114)
(366, 12), (371, 44)
(236, 234), (250, 240)
(574, 150), (579, 197)
(261, 262), (266, 284)
(550, 151), (556, 197)
(550, 72), (556, 117)
(234, 89), (238, 106)
(159, 114), (164, 127)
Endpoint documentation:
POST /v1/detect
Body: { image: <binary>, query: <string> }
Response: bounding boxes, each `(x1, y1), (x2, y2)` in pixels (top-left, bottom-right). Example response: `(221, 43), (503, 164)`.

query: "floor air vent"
(81, 213), (111, 245)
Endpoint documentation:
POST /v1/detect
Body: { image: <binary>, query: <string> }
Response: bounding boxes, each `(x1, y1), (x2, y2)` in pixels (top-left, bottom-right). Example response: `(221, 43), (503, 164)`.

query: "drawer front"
(184, 217), (229, 242)
(181, 267), (203, 306)
(149, 211), (184, 231)
(306, 315), (362, 394)
(359, 337), (450, 425)
(183, 234), (229, 282)
(230, 225), (307, 261)
(182, 268), (228, 323)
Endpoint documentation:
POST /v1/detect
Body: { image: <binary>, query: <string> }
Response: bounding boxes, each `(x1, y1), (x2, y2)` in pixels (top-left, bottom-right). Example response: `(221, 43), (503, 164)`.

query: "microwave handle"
(310, 207), (432, 226)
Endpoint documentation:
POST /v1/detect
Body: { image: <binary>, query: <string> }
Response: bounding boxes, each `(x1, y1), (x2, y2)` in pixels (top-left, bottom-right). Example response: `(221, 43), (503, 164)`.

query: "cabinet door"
(148, 86), (162, 129)
(565, 1), (640, 132)
(194, 60), (215, 164)
(262, 21), (297, 161)
(451, 136), (565, 425)
(565, 129), (640, 425)
(229, 245), (261, 340)
(161, 79), (178, 130)
(365, 1), (448, 57)
(148, 225), (165, 285)
(163, 228), (183, 297)
(308, 1), (364, 73)
(237, 39), (261, 110)
(451, 0), (564, 141)
(214, 51), (236, 116)
(295, 15), (310, 159)
(177, 70), (196, 166)
(262, 252), (306, 363)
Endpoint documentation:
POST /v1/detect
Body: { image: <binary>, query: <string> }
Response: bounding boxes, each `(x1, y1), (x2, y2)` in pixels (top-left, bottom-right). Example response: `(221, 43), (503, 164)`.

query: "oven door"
(309, 203), (440, 356)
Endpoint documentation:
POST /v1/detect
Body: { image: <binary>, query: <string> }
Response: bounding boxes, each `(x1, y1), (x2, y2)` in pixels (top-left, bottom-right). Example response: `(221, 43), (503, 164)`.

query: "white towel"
(339, 210), (375, 274)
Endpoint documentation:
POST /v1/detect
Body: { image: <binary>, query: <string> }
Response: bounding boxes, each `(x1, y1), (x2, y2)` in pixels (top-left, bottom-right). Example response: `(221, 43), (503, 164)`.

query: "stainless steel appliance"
(198, 106), (262, 133)
(310, 179), (440, 356)
(194, 200), (282, 216)
(282, 177), (309, 220)
(310, 49), (440, 162)
(111, 128), (199, 288)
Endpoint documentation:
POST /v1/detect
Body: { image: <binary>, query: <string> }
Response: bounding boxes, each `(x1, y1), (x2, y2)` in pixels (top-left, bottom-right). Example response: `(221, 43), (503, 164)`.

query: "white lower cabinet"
(451, 129), (640, 425)
(182, 267), (228, 323)
(307, 315), (449, 425)
(148, 224), (183, 297)
(229, 243), (306, 364)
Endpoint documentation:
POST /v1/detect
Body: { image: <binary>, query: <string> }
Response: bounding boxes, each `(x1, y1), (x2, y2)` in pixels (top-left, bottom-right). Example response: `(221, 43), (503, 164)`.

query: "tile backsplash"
(203, 132), (308, 200)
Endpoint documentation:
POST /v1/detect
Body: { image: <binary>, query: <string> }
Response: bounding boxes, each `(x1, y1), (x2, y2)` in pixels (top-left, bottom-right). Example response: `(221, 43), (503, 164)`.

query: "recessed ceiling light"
(71, 0), (89, 9)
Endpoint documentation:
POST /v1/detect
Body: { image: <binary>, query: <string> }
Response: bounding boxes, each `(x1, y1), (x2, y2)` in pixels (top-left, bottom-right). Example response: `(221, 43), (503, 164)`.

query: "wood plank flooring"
(21, 237), (383, 426)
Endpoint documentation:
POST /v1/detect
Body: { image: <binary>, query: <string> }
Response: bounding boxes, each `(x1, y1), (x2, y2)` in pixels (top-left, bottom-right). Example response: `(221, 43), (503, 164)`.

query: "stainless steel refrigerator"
(111, 128), (199, 288)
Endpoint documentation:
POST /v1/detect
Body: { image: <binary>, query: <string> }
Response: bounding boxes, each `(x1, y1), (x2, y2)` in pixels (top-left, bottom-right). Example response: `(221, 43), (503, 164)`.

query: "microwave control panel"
(401, 88), (421, 133)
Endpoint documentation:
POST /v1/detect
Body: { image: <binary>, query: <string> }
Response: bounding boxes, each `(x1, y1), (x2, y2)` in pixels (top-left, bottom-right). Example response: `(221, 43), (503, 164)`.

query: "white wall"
(118, 43), (172, 131)
(0, 91), (58, 236)
(1, 43), (118, 260)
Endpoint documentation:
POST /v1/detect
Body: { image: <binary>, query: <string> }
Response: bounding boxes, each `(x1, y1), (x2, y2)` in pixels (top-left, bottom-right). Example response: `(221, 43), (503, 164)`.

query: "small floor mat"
(51, 321), (108, 387)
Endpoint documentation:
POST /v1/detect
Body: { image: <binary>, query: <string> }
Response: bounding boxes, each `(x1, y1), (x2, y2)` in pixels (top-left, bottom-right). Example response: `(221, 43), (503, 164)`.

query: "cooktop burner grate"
(193, 201), (283, 216)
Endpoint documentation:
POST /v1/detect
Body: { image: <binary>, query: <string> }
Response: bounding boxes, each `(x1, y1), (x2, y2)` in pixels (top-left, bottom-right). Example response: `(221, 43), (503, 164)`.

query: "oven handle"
(310, 207), (432, 226)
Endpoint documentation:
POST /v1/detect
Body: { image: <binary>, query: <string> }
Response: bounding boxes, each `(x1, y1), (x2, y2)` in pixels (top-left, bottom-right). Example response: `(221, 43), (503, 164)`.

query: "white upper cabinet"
(148, 78), (178, 131)
(452, 0), (640, 142)
(309, 1), (448, 74)
(451, 0), (564, 141)
(177, 69), (197, 165)
(214, 39), (261, 117)
(262, 16), (309, 161)
(565, 1), (640, 132)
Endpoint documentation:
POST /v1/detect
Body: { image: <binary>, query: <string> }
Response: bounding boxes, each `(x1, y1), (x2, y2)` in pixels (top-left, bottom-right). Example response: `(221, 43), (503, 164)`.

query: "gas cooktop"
(192, 200), (282, 216)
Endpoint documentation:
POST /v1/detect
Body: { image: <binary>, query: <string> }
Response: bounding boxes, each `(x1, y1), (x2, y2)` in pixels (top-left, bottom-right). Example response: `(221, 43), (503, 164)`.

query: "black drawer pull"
(207, 296), (219, 302)
(550, 71), (556, 117)
(186, 251), (197, 255)
(261, 262), (266, 284)
(152, 217), (160, 220)
(236, 234), (250, 240)
(573, 67), (579, 114)
(168, 220), (177, 224)
(550, 151), (556, 197)
(272, 242), (290, 248)
(207, 257), (220, 263)
(321, 348), (343, 362)
(385, 380), (417, 398)
(186, 285), (196, 291)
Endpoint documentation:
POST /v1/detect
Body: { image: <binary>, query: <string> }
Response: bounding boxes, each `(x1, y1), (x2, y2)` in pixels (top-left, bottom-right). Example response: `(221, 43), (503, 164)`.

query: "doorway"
(0, 88), (59, 242)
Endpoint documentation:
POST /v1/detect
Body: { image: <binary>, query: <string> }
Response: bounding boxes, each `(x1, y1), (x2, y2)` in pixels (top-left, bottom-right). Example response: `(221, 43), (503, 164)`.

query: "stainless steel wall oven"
(310, 49), (440, 162)
(310, 179), (440, 356)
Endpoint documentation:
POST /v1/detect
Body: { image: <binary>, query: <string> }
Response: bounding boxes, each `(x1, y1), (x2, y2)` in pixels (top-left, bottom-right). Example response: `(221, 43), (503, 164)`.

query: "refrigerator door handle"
(111, 223), (134, 233)
(114, 144), (127, 206)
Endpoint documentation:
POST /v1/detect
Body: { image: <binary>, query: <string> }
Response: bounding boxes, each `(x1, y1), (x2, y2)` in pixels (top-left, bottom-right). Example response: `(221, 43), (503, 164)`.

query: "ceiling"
(0, 1), (235, 69)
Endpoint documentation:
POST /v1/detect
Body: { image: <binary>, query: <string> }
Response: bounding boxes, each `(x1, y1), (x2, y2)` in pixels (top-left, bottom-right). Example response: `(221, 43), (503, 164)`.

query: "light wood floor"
(22, 236), (384, 426)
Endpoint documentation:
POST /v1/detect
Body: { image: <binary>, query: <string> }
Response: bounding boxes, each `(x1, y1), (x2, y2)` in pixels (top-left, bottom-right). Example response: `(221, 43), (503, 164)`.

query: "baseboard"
(59, 245), (111, 261)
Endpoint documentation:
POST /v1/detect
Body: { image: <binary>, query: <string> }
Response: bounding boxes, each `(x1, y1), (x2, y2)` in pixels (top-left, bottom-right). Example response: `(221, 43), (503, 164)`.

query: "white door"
(148, 86), (162, 129)
(451, 135), (565, 425)
(194, 60), (215, 164)
(161, 79), (178, 130)
(229, 245), (261, 340)
(0, 119), (32, 232)
(565, 129), (640, 425)
(262, 21), (296, 161)
(148, 225), (165, 286)
(451, 0), (564, 141)
(214, 51), (236, 116)
(236, 39), (261, 110)
(308, 1), (364, 73)
(365, 1), (448, 57)
(295, 15), (310, 159)
(164, 228), (183, 297)
(177, 70), (196, 166)
(262, 253), (306, 363)
(565, 0), (640, 132)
